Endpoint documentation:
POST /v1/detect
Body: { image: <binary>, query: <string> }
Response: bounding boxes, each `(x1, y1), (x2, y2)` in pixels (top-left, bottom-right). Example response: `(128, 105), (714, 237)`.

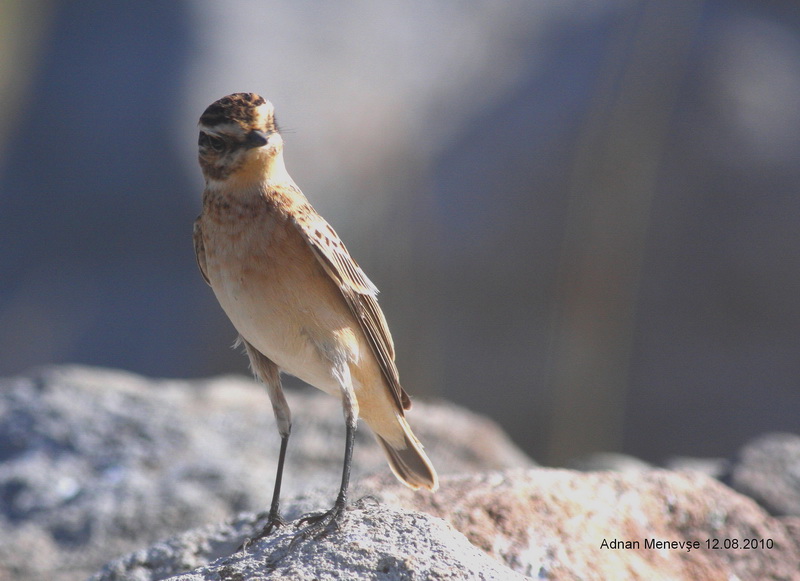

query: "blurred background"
(1, 0), (798, 466)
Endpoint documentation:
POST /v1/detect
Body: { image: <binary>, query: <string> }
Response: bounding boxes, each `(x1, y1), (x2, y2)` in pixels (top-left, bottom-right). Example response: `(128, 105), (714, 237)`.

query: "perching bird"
(193, 93), (437, 536)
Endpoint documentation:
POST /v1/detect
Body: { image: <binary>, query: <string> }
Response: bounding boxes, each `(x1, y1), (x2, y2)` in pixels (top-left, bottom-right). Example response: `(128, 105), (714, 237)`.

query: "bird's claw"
(237, 512), (287, 552)
(295, 502), (346, 540)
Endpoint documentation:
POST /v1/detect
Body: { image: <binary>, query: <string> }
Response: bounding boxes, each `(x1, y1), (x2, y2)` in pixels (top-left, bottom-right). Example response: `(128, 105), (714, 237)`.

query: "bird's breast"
(200, 197), (360, 393)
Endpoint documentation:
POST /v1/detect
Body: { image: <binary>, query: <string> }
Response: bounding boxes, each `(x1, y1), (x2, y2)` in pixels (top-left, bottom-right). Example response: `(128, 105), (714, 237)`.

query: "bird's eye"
(199, 132), (226, 152)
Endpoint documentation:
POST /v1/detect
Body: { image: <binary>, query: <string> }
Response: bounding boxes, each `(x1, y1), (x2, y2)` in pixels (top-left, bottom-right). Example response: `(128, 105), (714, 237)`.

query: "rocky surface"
(93, 501), (531, 581)
(0, 365), (532, 581)
(2, 366), (800, 580)
(92, 469), (800, 580)
(731, 432), (800, 517)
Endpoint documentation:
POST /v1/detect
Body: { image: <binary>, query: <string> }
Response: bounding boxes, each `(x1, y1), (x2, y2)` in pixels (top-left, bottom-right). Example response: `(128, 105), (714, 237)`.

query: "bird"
(192, 93), (438, 537)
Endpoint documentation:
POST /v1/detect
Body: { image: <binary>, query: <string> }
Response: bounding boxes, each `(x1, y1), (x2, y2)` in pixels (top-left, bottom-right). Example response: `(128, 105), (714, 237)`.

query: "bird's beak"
(246, 130), (270, 149)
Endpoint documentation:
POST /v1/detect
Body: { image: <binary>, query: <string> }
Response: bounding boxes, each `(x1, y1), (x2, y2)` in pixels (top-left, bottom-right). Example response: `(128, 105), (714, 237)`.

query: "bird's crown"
(197, 93), (285, 183)
(199, 93), (277, 133)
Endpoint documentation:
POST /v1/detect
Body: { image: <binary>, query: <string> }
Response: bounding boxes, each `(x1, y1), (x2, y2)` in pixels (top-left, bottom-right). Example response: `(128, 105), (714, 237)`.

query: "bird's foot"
(237, 511), (287, 551)
(257, 512), (288, 538)
(294, 499), (347, 541)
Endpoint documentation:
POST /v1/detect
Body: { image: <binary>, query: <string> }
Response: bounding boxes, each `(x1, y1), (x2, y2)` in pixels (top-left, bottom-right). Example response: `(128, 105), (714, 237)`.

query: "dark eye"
(199, 132), (226, 152)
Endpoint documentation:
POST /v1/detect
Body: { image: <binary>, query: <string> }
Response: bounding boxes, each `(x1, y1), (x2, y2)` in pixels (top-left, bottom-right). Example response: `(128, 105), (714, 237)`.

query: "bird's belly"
(206, 236), (356, 397)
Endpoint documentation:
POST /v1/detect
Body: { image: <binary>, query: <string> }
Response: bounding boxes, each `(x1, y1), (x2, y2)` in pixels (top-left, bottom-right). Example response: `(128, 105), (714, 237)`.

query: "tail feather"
(375, 425), (438, 491)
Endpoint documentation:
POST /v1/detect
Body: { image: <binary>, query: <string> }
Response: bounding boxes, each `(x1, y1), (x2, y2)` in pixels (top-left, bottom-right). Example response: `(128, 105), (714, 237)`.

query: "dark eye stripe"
(198, 132), (227, 152)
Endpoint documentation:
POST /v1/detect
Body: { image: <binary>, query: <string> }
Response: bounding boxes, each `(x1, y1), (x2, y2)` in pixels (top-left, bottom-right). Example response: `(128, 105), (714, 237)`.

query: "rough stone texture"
(94, 502), (529, 581)
(0, 365), (532, 581)
(93, 469), (800, 580)
(3, 365), (800, 580)
(731, 432), (800, 517)
(374, 470), (800, 580)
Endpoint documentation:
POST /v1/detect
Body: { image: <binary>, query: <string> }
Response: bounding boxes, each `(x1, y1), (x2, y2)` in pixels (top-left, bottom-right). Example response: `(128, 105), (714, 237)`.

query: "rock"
(93, 501), (529, 581)
(731, 432), (800, 516)
(566, 452), (653, 473)
(664, 456), (731, 480)
(92, 469), (800, 580)
(4, 365), (800, 580)
(373, 469), (800, 580)
(0, 365), (533, 581)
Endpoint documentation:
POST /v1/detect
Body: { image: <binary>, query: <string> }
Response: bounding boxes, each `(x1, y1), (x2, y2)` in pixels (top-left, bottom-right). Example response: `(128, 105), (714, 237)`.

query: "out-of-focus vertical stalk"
(546, 1), (705, 464)
(0, 1), (54, 163)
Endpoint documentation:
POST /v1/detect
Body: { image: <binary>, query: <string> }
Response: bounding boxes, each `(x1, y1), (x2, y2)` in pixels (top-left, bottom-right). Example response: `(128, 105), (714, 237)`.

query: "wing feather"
(193, 218), (211, 285)
(293, 205), (411, 411)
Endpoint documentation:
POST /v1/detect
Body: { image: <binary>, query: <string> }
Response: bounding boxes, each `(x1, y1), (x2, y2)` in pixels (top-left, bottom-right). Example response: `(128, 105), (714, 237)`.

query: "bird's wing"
(193, 218), (211, 285)
(293, 203), (411, 412)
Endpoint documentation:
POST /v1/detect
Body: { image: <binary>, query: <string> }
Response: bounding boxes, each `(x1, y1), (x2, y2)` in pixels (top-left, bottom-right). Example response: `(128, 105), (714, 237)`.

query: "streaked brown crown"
(198, 93), (281, 182)
(199, 93), (277, 132)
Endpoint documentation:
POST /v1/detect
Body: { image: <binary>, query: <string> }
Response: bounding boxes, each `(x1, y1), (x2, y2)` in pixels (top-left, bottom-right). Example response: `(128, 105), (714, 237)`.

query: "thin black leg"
(297, 420), (355, 537)
(237, 341), (293, 549)
(240, 432), (290, 550)
(334, 420), (355, 508)
(264, 432), (290, 531)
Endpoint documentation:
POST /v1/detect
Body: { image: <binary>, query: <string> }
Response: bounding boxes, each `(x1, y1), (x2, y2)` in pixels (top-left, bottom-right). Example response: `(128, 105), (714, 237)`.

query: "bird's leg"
(239, 339), (291, 544)
(239, 430), (291, 551)
(296, 368), (358, 539)
(257, 431), (290, 534)
(296, 419), (355, 537)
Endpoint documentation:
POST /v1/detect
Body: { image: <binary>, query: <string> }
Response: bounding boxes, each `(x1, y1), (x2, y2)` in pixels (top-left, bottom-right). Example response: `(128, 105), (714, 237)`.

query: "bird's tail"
(374, 417), (438, 491)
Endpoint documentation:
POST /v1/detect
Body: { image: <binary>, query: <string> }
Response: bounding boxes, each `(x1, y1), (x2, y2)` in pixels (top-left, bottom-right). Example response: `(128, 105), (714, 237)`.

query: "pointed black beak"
(246, 130), (269, 149)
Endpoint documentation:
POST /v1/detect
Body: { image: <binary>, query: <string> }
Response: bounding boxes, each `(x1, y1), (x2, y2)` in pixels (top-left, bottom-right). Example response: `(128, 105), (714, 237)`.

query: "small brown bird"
(193, 93), (438, 536)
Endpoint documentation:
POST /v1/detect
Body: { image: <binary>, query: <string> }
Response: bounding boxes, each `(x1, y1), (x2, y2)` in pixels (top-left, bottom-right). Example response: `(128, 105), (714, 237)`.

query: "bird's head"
(198, 93), (285, 185)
